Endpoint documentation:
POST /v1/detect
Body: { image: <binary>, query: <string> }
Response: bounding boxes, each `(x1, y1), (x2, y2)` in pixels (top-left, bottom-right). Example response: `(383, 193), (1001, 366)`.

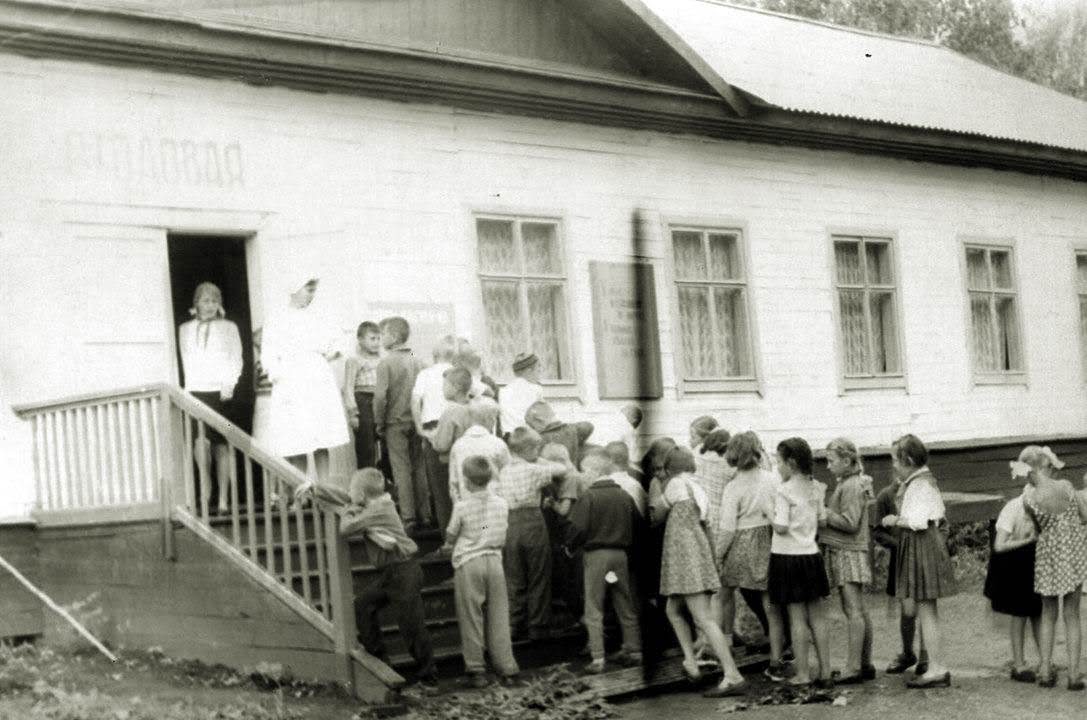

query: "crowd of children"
(293, 314), (1087, 696)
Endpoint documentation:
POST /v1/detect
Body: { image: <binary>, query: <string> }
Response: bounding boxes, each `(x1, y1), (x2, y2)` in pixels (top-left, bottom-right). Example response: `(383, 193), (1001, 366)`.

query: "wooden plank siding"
(0, 522), (43, 639)
(2, 44), (1087, 504)
(34, 520), (346, 683)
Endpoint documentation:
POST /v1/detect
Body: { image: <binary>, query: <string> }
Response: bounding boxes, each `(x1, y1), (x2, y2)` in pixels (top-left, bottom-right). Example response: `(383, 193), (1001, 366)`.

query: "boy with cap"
(499, 352), (544, 437)
(525, 400), (594, 468)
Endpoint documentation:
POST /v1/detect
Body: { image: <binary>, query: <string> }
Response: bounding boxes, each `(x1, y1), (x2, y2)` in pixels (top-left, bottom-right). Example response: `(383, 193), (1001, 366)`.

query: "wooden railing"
(14, 384), (399, 694)
(15, 386), (164, 521)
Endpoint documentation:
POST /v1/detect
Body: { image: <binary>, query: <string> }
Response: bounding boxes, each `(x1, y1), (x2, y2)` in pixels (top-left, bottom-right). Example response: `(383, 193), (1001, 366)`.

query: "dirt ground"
(1, 588), (1084, 719)
(619, 591), (1087, 720)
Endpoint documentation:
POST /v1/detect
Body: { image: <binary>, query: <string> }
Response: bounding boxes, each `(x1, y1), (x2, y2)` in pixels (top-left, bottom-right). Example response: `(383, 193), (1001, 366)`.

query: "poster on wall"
(589, 261), (663, 399)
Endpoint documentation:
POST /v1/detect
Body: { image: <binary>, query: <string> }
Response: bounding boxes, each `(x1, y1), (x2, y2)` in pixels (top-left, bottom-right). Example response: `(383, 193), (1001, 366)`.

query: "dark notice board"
(589, 261), (663, 399)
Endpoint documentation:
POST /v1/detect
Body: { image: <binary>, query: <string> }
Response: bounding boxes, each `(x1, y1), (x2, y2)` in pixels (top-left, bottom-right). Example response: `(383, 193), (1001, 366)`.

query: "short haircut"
(689, 415), (719, 441)
(461, 456), (493, 487)
(622, 404), (644, 429)
(379, 316), (410, 343)
(663, 446), (697, 476)
(892, 434), (928, 469)
(350, 467), (386, 500)
(443, 366), (472, 395)
(467, 397), (499, 427)
(701, 428), (732, 457)
(581, 448), (614, 479)
(453, 338), (483, 371)
(540, 442), (571, 465)
(604, 441), (630, 468)
(356, 321), (380, 338)
(826, 437), (864, 474)
(432, 334), (458, 363)
(777, 437), (814, 476)
(725, 431), (762, 470)
(647, 437), (678, 470)
(507, 426), (543, 456)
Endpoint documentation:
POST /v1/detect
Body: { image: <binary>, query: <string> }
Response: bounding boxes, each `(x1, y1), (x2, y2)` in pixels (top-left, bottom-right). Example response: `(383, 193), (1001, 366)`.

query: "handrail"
(164, 387), (311, 492)
(13, 384), (166, 417)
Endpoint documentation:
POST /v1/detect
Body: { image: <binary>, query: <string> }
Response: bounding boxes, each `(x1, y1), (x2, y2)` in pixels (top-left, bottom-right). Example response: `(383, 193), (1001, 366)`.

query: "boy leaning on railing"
(295, 470), (438, 690)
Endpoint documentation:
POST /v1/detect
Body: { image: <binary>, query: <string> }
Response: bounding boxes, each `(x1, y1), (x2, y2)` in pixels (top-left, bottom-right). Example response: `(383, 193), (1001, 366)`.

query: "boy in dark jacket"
(565, 449), (642, 673)
(299, 469), (437, 686)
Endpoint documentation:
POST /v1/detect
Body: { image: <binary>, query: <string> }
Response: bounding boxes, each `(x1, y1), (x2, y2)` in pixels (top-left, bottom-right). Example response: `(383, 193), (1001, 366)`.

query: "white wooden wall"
(2, 54), (1087, 510)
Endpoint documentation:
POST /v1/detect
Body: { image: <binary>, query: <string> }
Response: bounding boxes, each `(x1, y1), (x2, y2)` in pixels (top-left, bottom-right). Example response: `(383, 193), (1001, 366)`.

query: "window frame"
(663, 216), (762, 396)
(958, 237), (1027, 386)
(471, 210), (580, 394)
(1073, 247), (1087, 383)
(826, 229), (908, 394)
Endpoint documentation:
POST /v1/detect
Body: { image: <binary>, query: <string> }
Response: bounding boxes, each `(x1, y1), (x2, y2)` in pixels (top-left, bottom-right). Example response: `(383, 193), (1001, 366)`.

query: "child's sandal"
(1068, 675), (1085, 691)
(1038, 670), (1058, 688)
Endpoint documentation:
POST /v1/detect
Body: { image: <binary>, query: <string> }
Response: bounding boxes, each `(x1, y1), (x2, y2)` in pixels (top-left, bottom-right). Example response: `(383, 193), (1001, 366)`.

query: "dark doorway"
(166, 234), (256, 435)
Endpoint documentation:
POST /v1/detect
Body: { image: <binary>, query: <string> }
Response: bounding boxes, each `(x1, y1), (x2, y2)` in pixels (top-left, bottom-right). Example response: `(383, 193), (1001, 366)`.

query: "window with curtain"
(476, 216), (572, 384)
(671, 227), (755, 385)
(1076, 252), (1087, 379)
(832, 236), (902, 386)
(964, 244), (1022, 374)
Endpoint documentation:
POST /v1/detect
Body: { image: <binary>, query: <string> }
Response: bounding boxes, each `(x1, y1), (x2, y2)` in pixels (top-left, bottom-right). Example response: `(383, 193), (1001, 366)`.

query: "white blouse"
(898, 468), (946, 531)
(178, 318), (243, 394)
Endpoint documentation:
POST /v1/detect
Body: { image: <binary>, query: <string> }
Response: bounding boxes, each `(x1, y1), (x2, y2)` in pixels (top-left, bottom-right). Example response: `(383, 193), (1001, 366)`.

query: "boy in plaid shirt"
(446, 456), (520, 688)
(496, 427), (567, 640)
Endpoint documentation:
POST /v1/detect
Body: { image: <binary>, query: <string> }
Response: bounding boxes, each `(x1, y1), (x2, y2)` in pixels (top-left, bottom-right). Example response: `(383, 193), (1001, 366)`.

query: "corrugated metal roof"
(633, 0), (1087, 152)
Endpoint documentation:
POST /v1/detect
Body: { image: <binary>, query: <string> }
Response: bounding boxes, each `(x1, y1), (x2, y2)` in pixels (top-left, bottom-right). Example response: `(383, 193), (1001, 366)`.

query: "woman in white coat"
(260, 272), (349, 483)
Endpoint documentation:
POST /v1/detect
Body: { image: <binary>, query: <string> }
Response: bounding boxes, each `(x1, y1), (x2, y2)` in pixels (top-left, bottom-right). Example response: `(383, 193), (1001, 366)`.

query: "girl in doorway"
(1019, 445), (1087, 690)
(881, 434), (956, 689)
(820, 438), (875, 684)
(178, 282), (243, 514)
(655, 447), (747, 698)
(260, 272), (349, 483)
(769, 437), (831, 688)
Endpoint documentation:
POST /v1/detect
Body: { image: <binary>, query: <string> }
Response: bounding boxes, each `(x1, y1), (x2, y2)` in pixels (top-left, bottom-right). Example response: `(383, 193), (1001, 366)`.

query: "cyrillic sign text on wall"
(63, 132), (244, 188)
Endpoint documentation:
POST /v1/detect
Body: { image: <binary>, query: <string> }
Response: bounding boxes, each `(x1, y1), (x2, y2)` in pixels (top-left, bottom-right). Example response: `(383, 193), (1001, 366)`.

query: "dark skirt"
(885, 546), (898, 597)
(768, 552), (830, 606)
(895, 524), (957, 601)
(984, 542), (1042, 618)
(190, 391), (233, 444)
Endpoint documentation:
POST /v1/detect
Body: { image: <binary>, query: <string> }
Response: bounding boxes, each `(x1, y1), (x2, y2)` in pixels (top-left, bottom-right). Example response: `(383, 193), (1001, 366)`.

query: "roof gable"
(123, 0), (715, 92)
(628, 0), (1087, 152)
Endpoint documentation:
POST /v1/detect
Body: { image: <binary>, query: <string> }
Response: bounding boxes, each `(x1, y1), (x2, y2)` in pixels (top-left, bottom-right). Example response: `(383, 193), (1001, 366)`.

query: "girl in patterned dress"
(654, 447), (747, 697)
(881, 434), (955, 689)
(820, 438), (875, 684)
(1020, 445), (1087, 690)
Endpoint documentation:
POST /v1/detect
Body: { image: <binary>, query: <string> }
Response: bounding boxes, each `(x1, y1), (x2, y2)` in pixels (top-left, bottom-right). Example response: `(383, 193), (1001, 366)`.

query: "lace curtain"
(674, 230), (748, 379)
(966, 247), (1020, 372)
(834, 239), (899, 376)
(477, 219), (568, 382)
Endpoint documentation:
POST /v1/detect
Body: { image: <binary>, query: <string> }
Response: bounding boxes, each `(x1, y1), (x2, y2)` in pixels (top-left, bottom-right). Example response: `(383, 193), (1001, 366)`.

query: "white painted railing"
(16, 387), (163, 519)
(14, 384), (401, 694)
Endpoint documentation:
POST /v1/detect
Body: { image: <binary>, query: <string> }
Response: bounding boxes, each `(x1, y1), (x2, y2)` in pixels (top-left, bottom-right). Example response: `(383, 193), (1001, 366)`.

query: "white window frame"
(664, 218), (761, 395)
(1073, 248), (1087, 383)
(472, 211), (579, 392)
(827, 230), (908, 393)
(959, 238), (1027, 386)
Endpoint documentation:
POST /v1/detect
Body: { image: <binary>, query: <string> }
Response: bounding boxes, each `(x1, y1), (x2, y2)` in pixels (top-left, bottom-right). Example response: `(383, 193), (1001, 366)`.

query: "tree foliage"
(747, 0), (1087, 100)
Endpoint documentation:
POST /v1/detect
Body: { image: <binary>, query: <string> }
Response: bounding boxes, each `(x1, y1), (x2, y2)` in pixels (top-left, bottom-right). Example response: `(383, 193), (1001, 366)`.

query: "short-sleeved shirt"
(496, 457), (555, 510)
(719, 468), (776, 534)
(447, 491), (509, 569)
(448, 426), (512, 504)
(996, 488), (1037, 545)
(498, 377), (543, 433)
(772, 476), (826, 555)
